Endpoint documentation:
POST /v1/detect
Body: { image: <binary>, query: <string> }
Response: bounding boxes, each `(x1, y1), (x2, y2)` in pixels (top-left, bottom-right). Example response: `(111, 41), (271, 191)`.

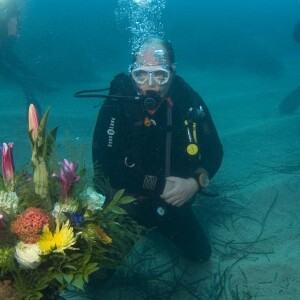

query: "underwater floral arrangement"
(0, 105), (141, 300)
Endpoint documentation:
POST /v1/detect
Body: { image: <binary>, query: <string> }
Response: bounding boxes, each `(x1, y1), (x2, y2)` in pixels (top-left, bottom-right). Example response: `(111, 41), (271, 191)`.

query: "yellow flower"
(38, 220), (77, 254)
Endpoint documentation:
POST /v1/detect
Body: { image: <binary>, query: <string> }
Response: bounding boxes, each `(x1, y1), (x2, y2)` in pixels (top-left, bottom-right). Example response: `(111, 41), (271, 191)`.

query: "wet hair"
(133, 37), (175, 65)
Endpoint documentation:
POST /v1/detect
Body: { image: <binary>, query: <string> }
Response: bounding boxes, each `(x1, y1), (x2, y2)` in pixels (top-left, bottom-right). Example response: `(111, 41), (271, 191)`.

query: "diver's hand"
(160, 177), (198, 207)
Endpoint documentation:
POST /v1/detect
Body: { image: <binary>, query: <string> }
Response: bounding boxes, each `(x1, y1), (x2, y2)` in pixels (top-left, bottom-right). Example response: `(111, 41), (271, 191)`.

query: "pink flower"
(28, 104), (39, 142)
(52, 159), (80, 201)
(0, 213), (6, 229)
(1, 142), (15, 190)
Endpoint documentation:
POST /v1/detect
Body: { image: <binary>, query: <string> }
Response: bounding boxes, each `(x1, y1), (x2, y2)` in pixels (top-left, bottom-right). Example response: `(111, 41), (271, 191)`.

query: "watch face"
(199, 173), (209, 188)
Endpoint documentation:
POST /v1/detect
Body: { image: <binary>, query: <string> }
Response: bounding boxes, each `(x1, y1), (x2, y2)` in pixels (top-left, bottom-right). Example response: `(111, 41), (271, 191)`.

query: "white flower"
(52, 201), (78, 221)
(80, 187), (106, 212)
(0, 190), (19, 214)
(15, 241), (42, 269)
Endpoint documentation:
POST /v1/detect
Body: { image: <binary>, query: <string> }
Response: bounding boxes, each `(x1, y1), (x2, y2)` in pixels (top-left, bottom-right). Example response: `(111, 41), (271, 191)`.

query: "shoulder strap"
(165, 98), (173, 177)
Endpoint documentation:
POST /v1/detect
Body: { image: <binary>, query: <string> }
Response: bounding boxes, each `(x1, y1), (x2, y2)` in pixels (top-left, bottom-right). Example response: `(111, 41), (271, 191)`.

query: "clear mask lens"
(131, 67), (170, 85)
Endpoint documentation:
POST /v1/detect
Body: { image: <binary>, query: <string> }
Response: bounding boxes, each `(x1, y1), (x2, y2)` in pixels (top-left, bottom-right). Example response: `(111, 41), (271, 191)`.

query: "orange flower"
(11, 207), (52, 243)
(28, 104), (39, 142)
(95, 226), (112, 244)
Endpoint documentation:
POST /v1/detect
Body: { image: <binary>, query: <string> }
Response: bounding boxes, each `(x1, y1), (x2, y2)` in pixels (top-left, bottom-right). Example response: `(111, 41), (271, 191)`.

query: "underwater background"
(17, 0), (299, 84)
(1, 0), (300, 299)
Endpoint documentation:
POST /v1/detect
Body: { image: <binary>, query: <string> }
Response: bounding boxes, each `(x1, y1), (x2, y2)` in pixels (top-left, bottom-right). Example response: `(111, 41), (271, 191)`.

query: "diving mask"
(130, 64), (171, 85)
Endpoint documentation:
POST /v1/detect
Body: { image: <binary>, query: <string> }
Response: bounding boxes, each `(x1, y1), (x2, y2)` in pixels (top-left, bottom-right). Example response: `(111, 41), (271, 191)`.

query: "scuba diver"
(278, 20), (300, 114)
(0, 0), (51, 115)
(91, 38), (223, 263)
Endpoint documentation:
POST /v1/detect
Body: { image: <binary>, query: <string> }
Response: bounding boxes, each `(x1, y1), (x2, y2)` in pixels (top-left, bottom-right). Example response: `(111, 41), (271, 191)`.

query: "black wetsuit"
(0, 0), (43, 115)
(92, 73), (223, 262)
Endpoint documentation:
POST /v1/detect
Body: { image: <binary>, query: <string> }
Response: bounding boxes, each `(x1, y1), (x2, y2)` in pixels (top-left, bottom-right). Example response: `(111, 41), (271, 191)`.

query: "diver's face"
(132, 44), (174, 96)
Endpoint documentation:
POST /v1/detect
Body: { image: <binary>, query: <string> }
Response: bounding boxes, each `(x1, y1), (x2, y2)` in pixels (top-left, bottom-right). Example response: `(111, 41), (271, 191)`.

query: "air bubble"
(116, 0), (166, 53)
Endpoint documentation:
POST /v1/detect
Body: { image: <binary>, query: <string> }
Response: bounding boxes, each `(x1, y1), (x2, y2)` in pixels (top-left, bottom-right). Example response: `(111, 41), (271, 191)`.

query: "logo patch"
(107, 117), (116, 147)
(143, 175), (157, 190)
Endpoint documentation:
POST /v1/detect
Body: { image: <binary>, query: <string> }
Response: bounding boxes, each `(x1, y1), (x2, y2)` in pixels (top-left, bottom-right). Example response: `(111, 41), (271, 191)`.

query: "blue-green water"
(1, 0), (300, 299)
(18, 0), (299, 83)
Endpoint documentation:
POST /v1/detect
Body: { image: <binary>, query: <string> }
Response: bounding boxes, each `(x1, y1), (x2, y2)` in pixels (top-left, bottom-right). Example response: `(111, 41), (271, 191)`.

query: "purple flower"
(65, 211), (84, 226)
(53, 159), (80, 201)
(1, 142), (15, 190)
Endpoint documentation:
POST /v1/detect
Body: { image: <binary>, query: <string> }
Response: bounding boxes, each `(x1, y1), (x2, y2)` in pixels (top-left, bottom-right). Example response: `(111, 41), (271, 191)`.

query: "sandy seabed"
(1, 55), (300, 300)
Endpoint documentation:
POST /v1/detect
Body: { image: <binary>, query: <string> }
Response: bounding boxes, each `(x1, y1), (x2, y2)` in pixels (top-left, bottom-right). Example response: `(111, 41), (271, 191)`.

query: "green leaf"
(104, 189), (125, 212)
(81, 252), (91, 266)
(85, 263), (99, 275)
(69, 253), (82, 259)
(36, 292), (44, 300)
(63, 273), (74, 283)
(111, 189), (125, 204)
(63, 264), (77, 271)
(44, 126), (59, 160)
(25, 291), (43, 300)
(55, 273), (64, 284)
(111, 206), (127, 215)
(28, 129), (35, 145)
(37, 108), (50, 140)
(86, 262), (99, 271)
(34, 107), (50, 156)
(119, 195), (135, 204)
(72, 275), (85, 291)
(83, 274), (89, 283)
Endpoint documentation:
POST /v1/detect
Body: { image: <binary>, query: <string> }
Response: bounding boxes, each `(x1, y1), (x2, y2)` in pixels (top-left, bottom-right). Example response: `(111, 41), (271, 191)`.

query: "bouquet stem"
(31, 150), (51, 209)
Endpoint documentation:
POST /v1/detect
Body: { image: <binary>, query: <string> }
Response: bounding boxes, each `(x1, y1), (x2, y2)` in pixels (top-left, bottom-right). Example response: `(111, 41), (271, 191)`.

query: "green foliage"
(0, 107), (143, 299)
(104, 189), (135, 214)
(14, 173), (53, 211)
(92, 164), (113, 199)
(0, 246), (16, 275)
(44, 126), (59, 162)
(14, 269), (56, 300)
(1, 184), (143, 298)
(28, 106), (58, 162)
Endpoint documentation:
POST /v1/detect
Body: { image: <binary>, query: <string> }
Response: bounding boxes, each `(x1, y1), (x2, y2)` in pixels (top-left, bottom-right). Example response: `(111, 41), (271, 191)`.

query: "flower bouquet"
(0, 105), (141, 300)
